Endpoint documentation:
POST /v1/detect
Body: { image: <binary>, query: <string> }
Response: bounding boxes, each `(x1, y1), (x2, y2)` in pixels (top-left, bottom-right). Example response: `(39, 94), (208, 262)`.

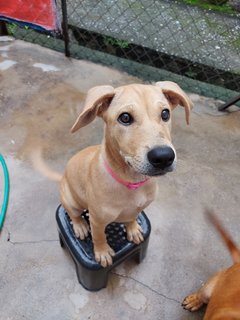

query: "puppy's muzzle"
(147, 146), (175, 175)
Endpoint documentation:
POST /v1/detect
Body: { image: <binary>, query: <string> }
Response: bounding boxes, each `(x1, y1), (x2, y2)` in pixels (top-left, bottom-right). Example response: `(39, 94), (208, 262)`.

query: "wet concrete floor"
(0, 38), (240, 320)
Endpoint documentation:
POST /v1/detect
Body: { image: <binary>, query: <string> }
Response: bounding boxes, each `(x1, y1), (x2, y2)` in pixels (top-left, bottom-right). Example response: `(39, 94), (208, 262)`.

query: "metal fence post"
(218, 95), (240, 111)
(61, 0), (70, 57)
(0, 21), (8, 35)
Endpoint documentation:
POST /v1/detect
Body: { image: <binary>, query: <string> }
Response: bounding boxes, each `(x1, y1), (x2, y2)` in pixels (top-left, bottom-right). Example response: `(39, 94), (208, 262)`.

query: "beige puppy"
(182, 210), (240, 319)
(35, 82), (192, 267)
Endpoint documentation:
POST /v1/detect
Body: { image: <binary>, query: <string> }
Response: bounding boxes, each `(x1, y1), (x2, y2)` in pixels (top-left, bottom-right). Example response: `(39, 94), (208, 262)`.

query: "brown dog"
(182, 210), (240, 319)
(33, 82), (192, 267)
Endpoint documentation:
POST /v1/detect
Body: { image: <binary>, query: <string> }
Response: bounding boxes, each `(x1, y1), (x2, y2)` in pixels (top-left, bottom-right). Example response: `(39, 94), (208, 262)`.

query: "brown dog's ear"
(155, 81), (193, 125)
(71, 85), (115, 133)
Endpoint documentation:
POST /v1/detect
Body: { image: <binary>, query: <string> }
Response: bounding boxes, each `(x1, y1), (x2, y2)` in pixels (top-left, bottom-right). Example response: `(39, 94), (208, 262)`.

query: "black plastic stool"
(56, 205), (151, 291)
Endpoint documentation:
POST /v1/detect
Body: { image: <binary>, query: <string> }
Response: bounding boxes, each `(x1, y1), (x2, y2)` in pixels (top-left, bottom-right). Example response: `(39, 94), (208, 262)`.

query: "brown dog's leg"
(62, 202), (89, 240)
(90, 217), (115, 267)
(126, 220), (144, 244)
(71, 214), (89, 240)
(182, 270), (225, 312)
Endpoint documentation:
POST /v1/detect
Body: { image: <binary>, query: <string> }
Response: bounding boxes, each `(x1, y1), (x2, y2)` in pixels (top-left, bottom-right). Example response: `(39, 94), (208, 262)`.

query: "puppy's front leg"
(90, 217), (115, 267)
(126, 220), (144, 244)
(62, 202), (89, 240)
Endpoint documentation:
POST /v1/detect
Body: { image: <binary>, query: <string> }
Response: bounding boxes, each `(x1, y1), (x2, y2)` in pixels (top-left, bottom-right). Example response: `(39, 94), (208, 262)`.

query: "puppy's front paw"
(72, 218), (89, 240)
(94, 244), (115, 268)
(182, 293), (204, 312)
(126, 221), (144, 244)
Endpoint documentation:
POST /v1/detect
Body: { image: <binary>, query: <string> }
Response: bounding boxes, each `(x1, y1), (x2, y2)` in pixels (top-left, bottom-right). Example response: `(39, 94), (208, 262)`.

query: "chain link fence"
(2, 0), (240, 102)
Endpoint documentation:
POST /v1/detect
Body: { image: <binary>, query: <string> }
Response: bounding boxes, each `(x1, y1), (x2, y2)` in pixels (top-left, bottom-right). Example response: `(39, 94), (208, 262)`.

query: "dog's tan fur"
(33, 82), (192, 267)
(182, 210), (240, 319)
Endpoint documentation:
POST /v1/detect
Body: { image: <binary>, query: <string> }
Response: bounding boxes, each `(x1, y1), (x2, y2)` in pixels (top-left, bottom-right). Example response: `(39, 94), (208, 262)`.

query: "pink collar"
(104, 160), (149, 190)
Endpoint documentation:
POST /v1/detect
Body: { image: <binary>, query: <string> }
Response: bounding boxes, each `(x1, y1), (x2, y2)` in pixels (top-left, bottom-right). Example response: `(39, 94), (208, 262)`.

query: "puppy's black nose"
(147, 146), (175, 169)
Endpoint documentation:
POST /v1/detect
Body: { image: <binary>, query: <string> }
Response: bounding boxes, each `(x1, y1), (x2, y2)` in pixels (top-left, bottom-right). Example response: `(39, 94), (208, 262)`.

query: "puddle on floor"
(33, 63), (60, 72)
(0, 82), (104, 164)
(0, 59), (17, 70)
(0, 45), (11, 51)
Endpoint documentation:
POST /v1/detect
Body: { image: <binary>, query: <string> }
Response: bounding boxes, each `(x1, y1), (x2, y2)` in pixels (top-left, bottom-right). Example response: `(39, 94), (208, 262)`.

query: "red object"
(0, 0), (59, 31)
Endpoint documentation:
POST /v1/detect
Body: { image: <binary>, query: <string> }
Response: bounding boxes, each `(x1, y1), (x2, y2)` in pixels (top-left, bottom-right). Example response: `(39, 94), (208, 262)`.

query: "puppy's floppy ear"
(71, 85), (115, 133)
(155, 81), (193, 125)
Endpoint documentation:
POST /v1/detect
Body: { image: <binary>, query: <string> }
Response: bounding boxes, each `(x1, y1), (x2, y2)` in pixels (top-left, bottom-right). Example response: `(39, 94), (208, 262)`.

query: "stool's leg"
(59, 233), (65, 248)
(76, 264), (109, 291)
(136, 237), (150, 263)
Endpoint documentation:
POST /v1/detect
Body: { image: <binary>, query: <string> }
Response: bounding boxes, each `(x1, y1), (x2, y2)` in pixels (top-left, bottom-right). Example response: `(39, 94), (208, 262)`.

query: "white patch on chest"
(135, 192), (148, 209)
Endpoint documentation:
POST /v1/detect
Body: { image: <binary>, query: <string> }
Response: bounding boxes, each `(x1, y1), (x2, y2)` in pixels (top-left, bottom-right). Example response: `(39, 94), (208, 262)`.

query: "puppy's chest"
(128, 192), (148, 209)
(115, 187), (156, 220)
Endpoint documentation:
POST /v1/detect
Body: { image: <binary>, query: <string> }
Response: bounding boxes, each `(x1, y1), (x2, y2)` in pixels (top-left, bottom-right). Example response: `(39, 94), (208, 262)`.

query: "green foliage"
(182, 0), (237, 14)
(205, 0), (228, 4)
(103, 36), (129, 49)
(7, 23), (18, 35)
(7, 23), (29, 35)
(232, 38), (240, 49)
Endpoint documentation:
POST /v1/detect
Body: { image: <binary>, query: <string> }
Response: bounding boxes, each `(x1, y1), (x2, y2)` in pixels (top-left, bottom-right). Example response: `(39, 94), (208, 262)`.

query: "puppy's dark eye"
(161, 109), (170, 122)
(118, 113), (133, 125)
